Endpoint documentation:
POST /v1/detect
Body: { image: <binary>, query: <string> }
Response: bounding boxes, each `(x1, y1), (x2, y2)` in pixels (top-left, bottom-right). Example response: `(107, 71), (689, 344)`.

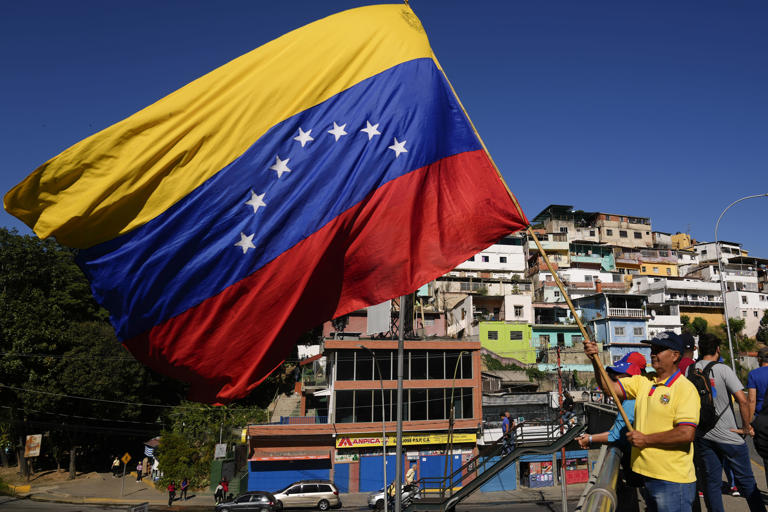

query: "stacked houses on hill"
(242, 203), (767, 494)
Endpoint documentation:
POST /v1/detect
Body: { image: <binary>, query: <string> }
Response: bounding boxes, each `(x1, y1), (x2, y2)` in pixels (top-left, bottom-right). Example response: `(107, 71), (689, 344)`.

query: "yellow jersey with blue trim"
(618, 370), (700, 483)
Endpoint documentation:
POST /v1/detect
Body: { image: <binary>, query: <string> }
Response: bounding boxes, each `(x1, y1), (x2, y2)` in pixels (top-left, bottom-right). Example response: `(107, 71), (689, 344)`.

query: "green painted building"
(479, 321), (535, 364)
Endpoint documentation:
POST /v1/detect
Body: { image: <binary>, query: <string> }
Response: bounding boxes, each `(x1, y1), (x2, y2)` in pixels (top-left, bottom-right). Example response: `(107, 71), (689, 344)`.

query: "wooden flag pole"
(425, 43), (633, 430)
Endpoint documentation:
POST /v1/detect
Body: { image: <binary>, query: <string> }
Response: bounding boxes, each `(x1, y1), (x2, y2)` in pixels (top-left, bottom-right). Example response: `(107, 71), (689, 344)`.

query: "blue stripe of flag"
(76, 58), (482, 341)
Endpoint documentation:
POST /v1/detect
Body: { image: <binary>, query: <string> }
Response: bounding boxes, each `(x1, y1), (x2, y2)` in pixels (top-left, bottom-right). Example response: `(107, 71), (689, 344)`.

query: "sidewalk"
(7, 470), (766, 511)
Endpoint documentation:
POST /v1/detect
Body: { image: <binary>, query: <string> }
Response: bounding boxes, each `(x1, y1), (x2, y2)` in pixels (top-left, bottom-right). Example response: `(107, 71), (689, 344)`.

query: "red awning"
(299, 353), (323, 366)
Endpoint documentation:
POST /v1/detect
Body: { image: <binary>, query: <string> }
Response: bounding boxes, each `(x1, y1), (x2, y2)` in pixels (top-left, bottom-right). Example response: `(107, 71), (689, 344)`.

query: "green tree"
(158, 402), (267, 489)
(757, 310), (768, 344)
(0, 228), (182, 478)
(691, 317), (708, 336)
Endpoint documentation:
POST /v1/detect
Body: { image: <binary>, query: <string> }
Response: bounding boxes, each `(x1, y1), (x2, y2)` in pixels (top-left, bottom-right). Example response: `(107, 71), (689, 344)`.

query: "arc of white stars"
(269, 155), (292, 178)
(388, 137), (408, 158)
(360, 121), (381, 140)
(245, 190), (267, 213)
(328, 122), (348, 141)
(293, 127), (314, 147)
(235, 232), (255, 254)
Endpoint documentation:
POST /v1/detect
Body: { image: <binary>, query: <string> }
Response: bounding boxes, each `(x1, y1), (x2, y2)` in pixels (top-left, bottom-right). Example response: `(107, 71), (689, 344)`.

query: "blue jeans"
(643, 477), (696, 512)
(695, 437), (766, 512)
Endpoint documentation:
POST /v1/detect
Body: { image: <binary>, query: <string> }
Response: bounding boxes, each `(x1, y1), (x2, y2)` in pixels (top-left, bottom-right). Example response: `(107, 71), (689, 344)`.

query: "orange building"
(247, 337), (483, 494)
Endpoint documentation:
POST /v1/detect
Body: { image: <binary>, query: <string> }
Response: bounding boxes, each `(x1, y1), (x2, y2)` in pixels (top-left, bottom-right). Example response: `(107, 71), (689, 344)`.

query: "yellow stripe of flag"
(4, 4), (434, 248)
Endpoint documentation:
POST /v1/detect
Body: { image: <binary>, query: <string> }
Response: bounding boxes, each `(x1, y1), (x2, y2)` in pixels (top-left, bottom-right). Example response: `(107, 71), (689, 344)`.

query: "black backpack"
(686, 361), (725, 434)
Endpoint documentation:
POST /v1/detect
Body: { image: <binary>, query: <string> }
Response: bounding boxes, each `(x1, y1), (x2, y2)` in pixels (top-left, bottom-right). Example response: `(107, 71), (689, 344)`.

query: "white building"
(692, 241), (744, 264)
(454, 235), (527, 276)
(631, 276), (723, 307)
(725, 290), (768, 337)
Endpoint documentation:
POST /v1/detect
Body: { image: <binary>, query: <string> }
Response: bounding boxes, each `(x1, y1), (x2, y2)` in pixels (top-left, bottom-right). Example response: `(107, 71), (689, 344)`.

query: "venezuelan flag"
(4, 4), (527, 403)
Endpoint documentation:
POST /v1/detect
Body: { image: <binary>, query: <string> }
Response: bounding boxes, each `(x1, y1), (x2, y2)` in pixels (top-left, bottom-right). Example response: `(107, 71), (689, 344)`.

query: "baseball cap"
(679, 332), (695, 352)
(643, 331), (685, 353)
(606, 352), (647, 376)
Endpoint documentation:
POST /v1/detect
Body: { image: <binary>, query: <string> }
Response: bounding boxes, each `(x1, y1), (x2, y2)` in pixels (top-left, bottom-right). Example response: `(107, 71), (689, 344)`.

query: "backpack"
(686, 361), (725, 434)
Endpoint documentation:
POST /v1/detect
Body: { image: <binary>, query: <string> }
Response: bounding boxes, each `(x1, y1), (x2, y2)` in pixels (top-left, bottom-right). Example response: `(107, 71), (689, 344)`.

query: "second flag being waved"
(4, 4), (527, 403)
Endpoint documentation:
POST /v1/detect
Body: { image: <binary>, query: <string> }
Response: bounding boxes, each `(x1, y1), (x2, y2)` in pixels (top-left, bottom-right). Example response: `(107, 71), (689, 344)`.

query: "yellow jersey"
(618, 370), (700, 483)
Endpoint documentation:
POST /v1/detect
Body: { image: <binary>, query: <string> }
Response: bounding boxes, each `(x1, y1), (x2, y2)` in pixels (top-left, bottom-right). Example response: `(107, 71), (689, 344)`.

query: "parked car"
(215, 491), (278, 512)
(367, 484), (422, 510)
(272, 480), (341, 510)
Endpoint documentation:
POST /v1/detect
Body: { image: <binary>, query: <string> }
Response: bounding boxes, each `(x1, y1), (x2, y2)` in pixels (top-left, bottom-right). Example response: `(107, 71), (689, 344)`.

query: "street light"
(359, 345), (388, 512)
(715, 193), (768, 370)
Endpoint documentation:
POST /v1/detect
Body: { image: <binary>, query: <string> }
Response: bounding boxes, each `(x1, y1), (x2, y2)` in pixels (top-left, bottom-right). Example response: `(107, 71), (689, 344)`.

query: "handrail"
(406, 418), (587, 511)
(581, 446), (623, 512)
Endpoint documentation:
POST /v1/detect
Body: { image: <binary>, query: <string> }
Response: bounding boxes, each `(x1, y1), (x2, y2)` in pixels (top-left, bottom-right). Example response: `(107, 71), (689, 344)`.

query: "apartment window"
(590, 230), (595, 237)
(742, 296), (749, 304)
(615, 327), (625, 336)
(546, 275), (553, 281)
(670, 293), (679, 299)
(755, 311), (759, 318)
(613, 274), (622, 282)
(572, 335), (584, 344)
(634, 327), (643, 336)
(514, 305), (524, 317)
(585, 275), (593, 282)
(620, 230), (628, 238)
(500, 256), (507, 263)
(539, 335), (551, 346)
(634, 232), (642, 239)
(606, 229), (613, 236)
(487, 330), (498, 340)
(742, 311), (748, 318)
(467, 256), (474, 262)
(482, 255), (489, 263)
(653, 267), (659, 273)
(554, 290), (560, 298)
(560, 227), (568, 233)
(760, 295), (767, 301)
(510, 330), (523, 341)
(666, 268), (672, 275)
(641, 266), (647, 272)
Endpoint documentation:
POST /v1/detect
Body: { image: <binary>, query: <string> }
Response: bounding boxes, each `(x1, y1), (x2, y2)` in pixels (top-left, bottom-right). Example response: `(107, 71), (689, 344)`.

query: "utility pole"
(557, 346), (568, 512)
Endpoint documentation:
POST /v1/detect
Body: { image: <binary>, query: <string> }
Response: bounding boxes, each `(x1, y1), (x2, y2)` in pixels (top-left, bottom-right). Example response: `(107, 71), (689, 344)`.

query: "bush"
(157, 431), (213, 490)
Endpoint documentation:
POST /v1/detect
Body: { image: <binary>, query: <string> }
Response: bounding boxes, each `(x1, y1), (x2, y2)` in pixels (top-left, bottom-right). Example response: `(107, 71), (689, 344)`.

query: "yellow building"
(671, 233), (693, 250)
(638, 262), (679, 277)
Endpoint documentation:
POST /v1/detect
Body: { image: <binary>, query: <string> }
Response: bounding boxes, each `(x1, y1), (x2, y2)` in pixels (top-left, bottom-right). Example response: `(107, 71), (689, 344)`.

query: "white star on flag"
(360, 121), (381, 140)
(245, 190), (267, 213)
(293, 127), (314, 147)
(235, 232), (256, 254)
(328, 122), (348, 141)
(269, 156), (292, 178)
(388, 138), (408, 158)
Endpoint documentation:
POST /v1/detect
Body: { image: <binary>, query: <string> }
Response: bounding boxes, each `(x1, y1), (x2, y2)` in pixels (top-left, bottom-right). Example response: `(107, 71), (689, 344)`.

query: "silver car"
(272, 480), (341, 510)
(215, 491), (278, 512)
(367, 484), (421, 510)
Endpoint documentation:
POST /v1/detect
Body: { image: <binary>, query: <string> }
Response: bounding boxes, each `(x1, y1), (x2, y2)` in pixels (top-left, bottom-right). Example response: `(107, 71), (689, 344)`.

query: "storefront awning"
(249, 450), (330, 461)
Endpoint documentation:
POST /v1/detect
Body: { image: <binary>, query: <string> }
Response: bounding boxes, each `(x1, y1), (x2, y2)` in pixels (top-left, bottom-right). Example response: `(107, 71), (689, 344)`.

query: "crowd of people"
(579, 330), (768, 512)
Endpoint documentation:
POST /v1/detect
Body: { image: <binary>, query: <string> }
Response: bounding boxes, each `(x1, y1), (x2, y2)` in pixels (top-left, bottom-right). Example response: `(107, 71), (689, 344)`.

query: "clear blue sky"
(2, 1), (767, 255)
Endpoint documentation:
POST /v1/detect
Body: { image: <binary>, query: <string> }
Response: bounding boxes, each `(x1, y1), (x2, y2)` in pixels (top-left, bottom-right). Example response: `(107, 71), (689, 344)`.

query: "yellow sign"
(336, 432), (476, 448)
(121, 452), (132, 465)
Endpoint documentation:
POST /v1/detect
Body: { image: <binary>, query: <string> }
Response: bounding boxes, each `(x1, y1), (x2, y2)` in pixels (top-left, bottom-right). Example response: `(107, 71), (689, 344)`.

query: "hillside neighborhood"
(239, 203), (768, 497)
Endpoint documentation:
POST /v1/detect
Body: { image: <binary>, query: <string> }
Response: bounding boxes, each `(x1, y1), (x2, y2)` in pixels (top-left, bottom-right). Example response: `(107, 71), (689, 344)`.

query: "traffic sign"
(121, 452), (132, 465)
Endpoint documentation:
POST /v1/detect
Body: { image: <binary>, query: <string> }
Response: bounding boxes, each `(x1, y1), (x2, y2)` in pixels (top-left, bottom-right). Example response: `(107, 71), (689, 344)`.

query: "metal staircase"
(406, 420), (587, 512)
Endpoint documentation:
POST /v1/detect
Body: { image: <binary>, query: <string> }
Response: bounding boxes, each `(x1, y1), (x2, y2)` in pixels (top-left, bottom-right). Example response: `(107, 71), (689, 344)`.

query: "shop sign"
(24, 435), (42, 458)
(336, 432), (476, 448)
(334, 452), (359, 463)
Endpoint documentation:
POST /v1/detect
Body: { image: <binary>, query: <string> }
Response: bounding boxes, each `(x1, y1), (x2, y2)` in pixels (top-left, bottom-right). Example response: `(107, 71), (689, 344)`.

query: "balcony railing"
(608, 308), (644, 318)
